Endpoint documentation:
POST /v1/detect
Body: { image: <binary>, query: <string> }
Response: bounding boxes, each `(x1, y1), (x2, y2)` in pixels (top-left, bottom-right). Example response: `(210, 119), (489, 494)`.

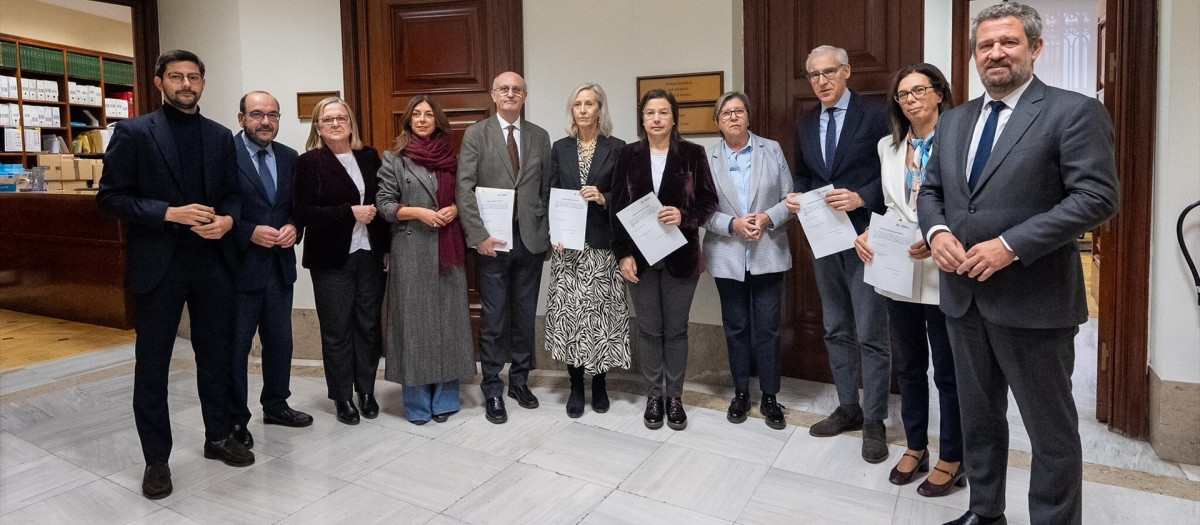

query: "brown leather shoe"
(888, 449), (929, 485)
(918, 463), (967, 497)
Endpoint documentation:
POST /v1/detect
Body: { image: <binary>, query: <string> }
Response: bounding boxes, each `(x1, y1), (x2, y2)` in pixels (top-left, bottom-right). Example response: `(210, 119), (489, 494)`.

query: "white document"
(549, 188), (588, 251)
(863, 213), (922, 298)
(616, 192), (687, 266)
(475, 186), (514, 252)
(796, 184), (857, 258)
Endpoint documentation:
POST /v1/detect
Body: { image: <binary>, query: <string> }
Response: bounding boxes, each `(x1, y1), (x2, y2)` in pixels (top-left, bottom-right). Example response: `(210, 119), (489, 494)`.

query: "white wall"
(0, 0), (133, 56)
(1150, 0), (1200, 384)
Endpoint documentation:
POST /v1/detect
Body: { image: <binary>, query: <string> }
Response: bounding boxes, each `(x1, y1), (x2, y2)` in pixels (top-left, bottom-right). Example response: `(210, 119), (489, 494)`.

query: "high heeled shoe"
(888, 449), (929, 485)
(917, 463), (967, 497)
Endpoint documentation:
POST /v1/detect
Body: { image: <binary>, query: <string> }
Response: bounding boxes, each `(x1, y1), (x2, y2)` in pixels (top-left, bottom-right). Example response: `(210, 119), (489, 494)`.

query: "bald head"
(238, 91), (281, 147)
(491, 71), (527, 121)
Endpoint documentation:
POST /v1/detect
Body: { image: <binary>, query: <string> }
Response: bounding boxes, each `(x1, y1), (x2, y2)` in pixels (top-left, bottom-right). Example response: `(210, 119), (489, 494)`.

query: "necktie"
(824, 107), (838, 170)
(506, 124), (520, 179)
(256, 149), (276, 202)
(968, 100), (1006, 191)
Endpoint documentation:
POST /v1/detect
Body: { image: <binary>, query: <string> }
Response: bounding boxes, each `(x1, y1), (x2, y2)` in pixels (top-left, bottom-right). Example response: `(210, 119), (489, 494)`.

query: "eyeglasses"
(806, 65), (845, 83)
(718, 108), (747, 121)
(319, 115), (350, 126)
(492, 85), (526, 97)
(247, 111), (281, 122)
(895, 86), (934, 103)
(164, 73), (204, 84)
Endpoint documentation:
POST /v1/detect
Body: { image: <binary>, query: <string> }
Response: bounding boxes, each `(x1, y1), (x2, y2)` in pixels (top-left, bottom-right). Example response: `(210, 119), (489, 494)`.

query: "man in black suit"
(228, 91), (312, 450)
(786, 45), (891, 463)
(98, 50), (254, 501)
(919, 4), (1119, 525)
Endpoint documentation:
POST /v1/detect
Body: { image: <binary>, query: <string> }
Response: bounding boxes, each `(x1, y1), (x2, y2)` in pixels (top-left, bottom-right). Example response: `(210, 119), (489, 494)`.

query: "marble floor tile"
(168, 458), (348, 525)
(520, 422), (662, 488)
(619, 443), (767, 521)
(23, 345), (134, 380)
(357, 440), (512, 513)
(125, 508), (203, 525)
(54, 425), (145, 477)
(8, 402), (133, 454)
(105, 425), (255, 507)
(424, 515), (470, 525)
(574, 390), (677, 443)
(276, 483), (438, 525)
(0, 368), (54, 396)
(0, 455), (98, 513)
(771, 430), (905, 495)
(240, 400), (356, 458)
(891, 496), (968, 525)
(737, 468), (897, 525)
(0, 478), (159, 525)
(1078, 417), (1186, 478)
(0, 386), (120, 434)
(0, 431), (48, 471)
(1081, 479), (1200, 524)
(444, 462), (611, 525)
(279, 422), (427, 482)
(663, 407), (792, 466)
(1180, 462), (1200, 482)
(436, 410), (565, 461)
(580, 489), (731, 525)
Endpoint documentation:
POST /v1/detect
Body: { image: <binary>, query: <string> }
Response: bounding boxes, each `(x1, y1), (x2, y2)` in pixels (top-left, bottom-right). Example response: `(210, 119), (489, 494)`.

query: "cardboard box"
(37, 153), (63, 180)
(24, 128), (41, 152)
(3, 128), (21, 152)
(62, 180), (91, 191)
(60, 156), (77, 180)
(0, 76), (9, 98)
(0, 104), (9, 127)
(91, 161), (103, 182)
(7, 78), (16, 98)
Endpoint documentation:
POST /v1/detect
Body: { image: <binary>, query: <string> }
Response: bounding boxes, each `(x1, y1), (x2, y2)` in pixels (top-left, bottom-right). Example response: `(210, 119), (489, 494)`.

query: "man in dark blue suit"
(786, 45), (891, 463)
(228, 91), (312, 450)
(98, 50), (254, 501)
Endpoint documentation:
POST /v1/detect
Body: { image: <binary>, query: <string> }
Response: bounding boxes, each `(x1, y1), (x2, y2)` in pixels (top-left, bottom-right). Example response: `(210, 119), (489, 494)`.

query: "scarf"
(406, 136), (464, 272)
(905, 129), (935, 209)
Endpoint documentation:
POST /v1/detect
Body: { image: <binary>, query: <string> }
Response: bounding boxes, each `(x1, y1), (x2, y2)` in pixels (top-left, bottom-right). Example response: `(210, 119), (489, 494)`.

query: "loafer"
(918, 463), (967, 497)
(942, 510), (1006, 525)
(203, 437), (255, 467)
(643, 396), (664, 429)
(231, 424), (253, 449)
(432, 413), (450, 423)
(141, 462), (172, 500)
(666, 397), (687, 431)
(335, 400), (360, 425)
(485, 396), (508, 424)
(809, 404), (864, 437)
(263, 407), (314, 428)
(760, 394), (786, 430)
(727, 389), (750, 424)
(861, 419), (889, 463)
(889, 449), (929, 485)
(507, 384), (539, 409)
(358, 393), (379, 419)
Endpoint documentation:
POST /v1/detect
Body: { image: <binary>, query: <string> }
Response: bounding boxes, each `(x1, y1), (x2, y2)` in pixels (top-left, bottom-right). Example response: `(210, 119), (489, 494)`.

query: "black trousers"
(310, 250), (384, 401)
(475, 231), (544, 399)
(133, 243), (235, 464)
(887, 298), (961, 461)
(231, 257), (296, 426)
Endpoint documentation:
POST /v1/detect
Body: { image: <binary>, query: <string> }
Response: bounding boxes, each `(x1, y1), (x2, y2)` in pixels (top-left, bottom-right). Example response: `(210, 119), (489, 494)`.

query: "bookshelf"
(0, 33), (135, 168)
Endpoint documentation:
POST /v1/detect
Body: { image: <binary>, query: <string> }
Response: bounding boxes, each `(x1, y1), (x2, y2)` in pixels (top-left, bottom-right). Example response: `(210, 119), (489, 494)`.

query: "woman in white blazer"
(702, 92), (794, 430)
(853, 63), (963, 497)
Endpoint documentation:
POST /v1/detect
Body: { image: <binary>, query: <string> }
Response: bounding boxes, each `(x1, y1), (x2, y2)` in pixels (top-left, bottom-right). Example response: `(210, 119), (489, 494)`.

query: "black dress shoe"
(335, 400), (360, 425)
(666, 397), (687, 430)
(727, 390), (750, 424)
(644, 396), (664, 429)
(760, 394), (786, 430)
(809, 404), (864, 437)
(358, 393), (379, 419)
(231, 424), (253, 449)
(485, 396), (508, 424)
(263, 407), (314, 428)
(942, 510), (1006, 525)
(862, 419), (889, 463)
(141, 462), (172, 500)
(507, 384), (539, 409)
(203, 437), (255, 467)
(432, 413), (450, 423)
(918, 463), (967, 497)
(888, 449), (929, 486)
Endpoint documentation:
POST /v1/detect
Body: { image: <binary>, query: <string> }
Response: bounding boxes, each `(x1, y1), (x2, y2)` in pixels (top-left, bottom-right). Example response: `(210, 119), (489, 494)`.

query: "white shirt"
(335, 152), (373, 253)
(496, 113), (521, 160)
(650, 153), (667, 195)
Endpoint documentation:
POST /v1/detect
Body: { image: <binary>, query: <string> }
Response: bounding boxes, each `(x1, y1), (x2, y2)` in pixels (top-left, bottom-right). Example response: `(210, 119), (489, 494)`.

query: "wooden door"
(744, 0), (924, 384)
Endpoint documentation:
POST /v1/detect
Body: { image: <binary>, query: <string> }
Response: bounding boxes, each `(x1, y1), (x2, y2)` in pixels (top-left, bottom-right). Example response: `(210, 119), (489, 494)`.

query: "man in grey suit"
(917, 4), (1120, 524)
(457, 71), (552, 424)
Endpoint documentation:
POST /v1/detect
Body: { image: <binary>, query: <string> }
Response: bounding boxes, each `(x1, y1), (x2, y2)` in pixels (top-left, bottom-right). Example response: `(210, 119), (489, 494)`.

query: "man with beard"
(98, 50), (253, 500)
(917, 3), (1119, 524)
(227, 91), (311, 450)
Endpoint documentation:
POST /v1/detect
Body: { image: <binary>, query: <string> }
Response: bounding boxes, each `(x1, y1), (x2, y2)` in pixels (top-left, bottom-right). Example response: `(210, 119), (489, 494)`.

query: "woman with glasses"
(293, 97), (388, 426)
(853, 64), (963, 496)
(545, 83), (630, 418)
(610, 89), (718, 431)
(701, 92), (794, 430)
(375, 95), (476, 425)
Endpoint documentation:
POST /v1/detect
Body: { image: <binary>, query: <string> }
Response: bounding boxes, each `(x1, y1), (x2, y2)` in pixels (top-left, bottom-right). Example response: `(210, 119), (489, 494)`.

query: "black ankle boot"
(591, 372), (609, 413)
(566, 365), (585, 418)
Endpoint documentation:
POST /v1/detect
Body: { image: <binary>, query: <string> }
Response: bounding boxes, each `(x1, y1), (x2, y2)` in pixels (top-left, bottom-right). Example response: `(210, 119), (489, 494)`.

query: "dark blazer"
(917, 77), (1120, 329)
(549, 134), (626, 249)
(97, 108), (240, 294)
(793, 91), (889, 233)
(232, 132), (300, 291)
(293, 145), (389, 271)
(609, 139), (719, 278)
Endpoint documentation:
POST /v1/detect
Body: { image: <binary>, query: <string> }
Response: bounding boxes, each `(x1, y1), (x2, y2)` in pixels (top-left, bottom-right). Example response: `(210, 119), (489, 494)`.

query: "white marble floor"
(1, 333), (1198, 524)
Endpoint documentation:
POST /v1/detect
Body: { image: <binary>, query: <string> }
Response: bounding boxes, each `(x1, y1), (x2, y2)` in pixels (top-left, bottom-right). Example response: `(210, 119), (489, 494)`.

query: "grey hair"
(805, 45), (849, 72)
(712, 91), (751, 137)
(565, 83), (614, 138)
(970, 2), (1043, 50)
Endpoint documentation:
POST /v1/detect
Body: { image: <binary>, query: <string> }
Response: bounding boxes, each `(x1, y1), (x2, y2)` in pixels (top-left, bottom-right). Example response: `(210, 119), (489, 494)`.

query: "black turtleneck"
(162, 104), (206, 205)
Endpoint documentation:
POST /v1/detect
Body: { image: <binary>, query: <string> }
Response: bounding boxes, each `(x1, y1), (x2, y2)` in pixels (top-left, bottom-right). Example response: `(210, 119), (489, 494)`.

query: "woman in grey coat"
(376, 95), (476, 425)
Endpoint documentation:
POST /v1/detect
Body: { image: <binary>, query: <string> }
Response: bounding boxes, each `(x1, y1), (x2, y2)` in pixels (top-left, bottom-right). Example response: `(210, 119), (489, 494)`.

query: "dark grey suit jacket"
(456, 115), (552, 253)
(232, 132), (299, 291)
(917, 76), (1120, 329)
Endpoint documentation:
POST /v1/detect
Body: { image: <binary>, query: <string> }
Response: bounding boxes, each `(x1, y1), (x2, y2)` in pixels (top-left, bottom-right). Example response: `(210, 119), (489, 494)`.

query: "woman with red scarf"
(376, 95), (476, 425)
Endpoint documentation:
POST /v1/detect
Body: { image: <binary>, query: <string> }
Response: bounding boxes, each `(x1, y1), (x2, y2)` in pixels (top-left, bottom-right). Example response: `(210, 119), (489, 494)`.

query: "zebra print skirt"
(545, 245), (632, 374)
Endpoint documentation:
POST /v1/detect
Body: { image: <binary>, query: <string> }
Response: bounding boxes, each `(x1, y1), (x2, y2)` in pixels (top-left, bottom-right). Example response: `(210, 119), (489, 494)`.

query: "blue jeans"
(403, 381), (461, 422)
(714, 272), (784, 394)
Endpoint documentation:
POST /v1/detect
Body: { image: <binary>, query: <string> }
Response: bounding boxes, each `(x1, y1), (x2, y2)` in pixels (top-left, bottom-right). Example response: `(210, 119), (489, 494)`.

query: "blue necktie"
(256, 148), (276, 203)
(824, 107), (837, 170)
(968, 100), (1006, 191)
